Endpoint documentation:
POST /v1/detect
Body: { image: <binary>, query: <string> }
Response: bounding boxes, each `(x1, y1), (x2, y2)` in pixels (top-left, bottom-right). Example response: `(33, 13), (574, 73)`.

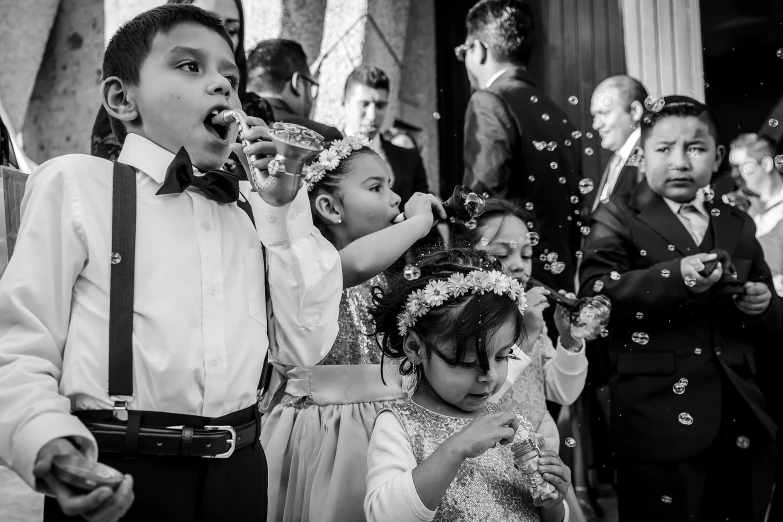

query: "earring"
(337, 219), (342, 224)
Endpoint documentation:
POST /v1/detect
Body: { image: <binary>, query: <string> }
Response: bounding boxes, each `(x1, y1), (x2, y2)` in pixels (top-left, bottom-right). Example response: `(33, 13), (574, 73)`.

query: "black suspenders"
(108, 162), (269, 427)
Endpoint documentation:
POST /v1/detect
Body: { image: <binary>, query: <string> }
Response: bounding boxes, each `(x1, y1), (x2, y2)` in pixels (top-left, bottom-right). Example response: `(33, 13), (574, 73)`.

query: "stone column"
(23, 0), (105, 163)
(245, 0), (328, 62)
(620, 0), (705, 101)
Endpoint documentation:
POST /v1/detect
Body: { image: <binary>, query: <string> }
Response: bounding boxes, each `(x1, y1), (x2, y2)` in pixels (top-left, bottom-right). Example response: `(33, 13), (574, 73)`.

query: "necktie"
(679, 204), (708, 245)
(156, 147), (243, 203)
(594, 153), (622, 210)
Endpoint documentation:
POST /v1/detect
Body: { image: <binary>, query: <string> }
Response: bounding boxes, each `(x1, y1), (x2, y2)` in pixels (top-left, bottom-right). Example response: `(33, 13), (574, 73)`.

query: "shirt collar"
(663, 196), (708, 218)
(116, 134), (175, 185)
(485, 69), (508, 88)
(616, 128), (641, 162)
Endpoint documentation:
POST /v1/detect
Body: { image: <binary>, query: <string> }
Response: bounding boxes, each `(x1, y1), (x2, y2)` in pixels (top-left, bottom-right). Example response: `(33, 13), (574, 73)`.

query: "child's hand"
(403, 193), (447, 229)
(34, 438), (134, 521)
(448, 411), (519, 459)
(680, 253), (721, 294)
(734, 281), (772, 316)
(229, 116), (276, 178)
(523, 286), (549, 344)
(533, 450), (570, 509)
(553, 291), (581, 349)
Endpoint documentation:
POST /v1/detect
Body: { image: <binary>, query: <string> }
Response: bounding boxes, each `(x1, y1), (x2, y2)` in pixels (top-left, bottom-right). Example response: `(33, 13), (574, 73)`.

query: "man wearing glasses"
(247, 39), (342, 142)
(459, 0), (583, 306)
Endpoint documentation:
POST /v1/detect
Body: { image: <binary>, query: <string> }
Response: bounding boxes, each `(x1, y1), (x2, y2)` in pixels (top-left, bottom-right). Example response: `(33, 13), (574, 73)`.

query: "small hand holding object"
(734, 281), (772, 316)
(681, 252), (721, 294)
(34, 438), (134, 521)
(532, 450), (571, 509)
(554, 291), (582, 349)
(522, 286), (550, 345)
(401, 192), (448, 228)
(450, 411), (519, 459)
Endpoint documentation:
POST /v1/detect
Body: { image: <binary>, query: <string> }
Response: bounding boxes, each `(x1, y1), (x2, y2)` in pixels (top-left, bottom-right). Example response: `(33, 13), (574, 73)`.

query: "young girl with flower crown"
(365, 248), (572, 522)
(261, 134), (446, 522)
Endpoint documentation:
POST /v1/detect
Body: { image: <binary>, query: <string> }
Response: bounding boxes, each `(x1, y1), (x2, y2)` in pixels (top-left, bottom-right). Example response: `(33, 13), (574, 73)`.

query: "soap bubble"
(694, 348), (702, 355)
(530, 95), (538, 103)
(544, 263), (551, 271)
(403, 265), (421, 281)
(533, 141), (546, 151)
(741, 162), (757, 176)
(632, 332), (650, 345)
(600, 328), (609, 338)
(736, 436), (750, 450)
(697, 186), (715, 202)
(593, 280), (604, 292)
(509, 240), (518, 249)
(526, 232), (540, 246)
(585, 147), (594, 156)
(578, 178), (595, 194)
(678, 412), (694, 426)
(679, 378), (688, 386)
(661, 269), (671, 278)
(636, 312), (644, 319)
(673, 383), (686, 395)
(586, 132), (593, 139)
(684, 276), (696, 287)
(547, 252), (559, 263)
(550, 162), (558, 169)
(528, 175), (536, 182)
(581, 226), (591, 236)
(602, 97), (613, 107)
(640, 249), (647, 256)
(559, 177), (567, 184)
(572, 131), (583, 139)
(565, 437), (576, 447)
(433, 112), (441, 120)
(774, 155), (783, 173)
(770, 119), (779, 128)
(661, 495), (673, 504)
(542, 114), (550, 121)
(777, 48), (783, 59)
(710, 208), (721, 217)
(550, 262), (565, 275)
(570, 195), (579, 204)
(547, 141), (557, 151)
(479, 237), (489, 246)
(667, 244), (675, 252)
(568, 96), (579, 105)
(644, 94), (665, 112)
(564, 139), (572, 146)
(525, 202), (534, 211)
(627, 154), (642, 167)
(575, 250), (583, 259)
(539, 254), (548, 262)
(610, 271), (621, 281)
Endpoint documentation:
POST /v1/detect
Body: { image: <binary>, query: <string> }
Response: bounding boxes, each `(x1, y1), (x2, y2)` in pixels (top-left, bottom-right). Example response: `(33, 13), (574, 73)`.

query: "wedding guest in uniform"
(589, 75), (648, 211)
(0, 6), (342, 520)
(246, 39), (342, 142)
(580, 95), (780, 522)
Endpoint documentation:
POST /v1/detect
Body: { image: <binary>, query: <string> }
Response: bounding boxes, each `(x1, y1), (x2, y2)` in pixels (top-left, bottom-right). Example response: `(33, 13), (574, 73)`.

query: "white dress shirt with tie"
(0, 134), (343, 487)
(663, 197), (710, 245)
(598, 127), (641, 204)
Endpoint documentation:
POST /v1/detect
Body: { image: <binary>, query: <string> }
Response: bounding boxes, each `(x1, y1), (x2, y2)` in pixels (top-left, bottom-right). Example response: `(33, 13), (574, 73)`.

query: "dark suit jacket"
(266, 98), (343, 143)
(462, 67), (582, 291)
(381, 138), (429, 207)
(579, 180), (781, 462)
(591, 139), (642, 210)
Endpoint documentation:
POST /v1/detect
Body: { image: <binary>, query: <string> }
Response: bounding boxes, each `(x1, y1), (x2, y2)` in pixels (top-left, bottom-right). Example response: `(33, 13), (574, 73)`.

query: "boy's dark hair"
(343, 65), (390, 102)
(466, 0), (536, 66)
(308, 147), (379, 241)
(246, 39), (309, 94)
(370, 248), (526, 384)
(451, 197), (537, 246)
(641, 95), (720, 145)
(102, 4), (233, 143)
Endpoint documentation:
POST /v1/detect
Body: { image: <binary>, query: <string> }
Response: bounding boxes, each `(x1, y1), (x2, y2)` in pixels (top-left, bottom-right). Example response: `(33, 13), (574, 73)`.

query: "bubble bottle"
(511, 438), (559, 500)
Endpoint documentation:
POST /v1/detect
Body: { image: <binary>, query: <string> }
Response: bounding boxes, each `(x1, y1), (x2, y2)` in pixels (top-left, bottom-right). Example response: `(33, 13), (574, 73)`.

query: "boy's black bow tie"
(156, 147), (243, 203)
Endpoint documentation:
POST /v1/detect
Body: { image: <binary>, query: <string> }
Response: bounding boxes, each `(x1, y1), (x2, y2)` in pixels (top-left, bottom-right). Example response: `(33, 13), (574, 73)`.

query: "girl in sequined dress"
(454, 199), (589, 521)
(261, 136), (446, 522)
(365, 249), (571, 522)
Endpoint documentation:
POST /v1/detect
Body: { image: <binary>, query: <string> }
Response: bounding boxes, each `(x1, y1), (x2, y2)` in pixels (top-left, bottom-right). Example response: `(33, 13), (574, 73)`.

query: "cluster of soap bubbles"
(644, 94), (665, 113)
(673, 377), (688, 395)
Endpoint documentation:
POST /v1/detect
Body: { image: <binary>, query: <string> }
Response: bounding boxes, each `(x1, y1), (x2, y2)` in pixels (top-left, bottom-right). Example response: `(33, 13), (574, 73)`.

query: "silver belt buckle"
(111, 396), (134, 422)
(203, 425), (236, 458)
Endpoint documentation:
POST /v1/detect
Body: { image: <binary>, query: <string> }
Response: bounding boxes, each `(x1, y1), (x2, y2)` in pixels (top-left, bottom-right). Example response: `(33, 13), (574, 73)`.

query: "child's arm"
(248, 187), (343, 367)
(0, 161), (97, 487)
(341, 193), (446, 288)
(541, 322), (588, 407)
(365, 411), (436, 522)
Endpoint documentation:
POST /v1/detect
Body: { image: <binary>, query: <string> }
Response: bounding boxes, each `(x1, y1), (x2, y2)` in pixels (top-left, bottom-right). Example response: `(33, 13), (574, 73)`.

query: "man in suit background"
(590, 75), (648, 210)
(246, 39), (342, 142)
(459, 0), (582, 297)
(342, 65), (430, 207)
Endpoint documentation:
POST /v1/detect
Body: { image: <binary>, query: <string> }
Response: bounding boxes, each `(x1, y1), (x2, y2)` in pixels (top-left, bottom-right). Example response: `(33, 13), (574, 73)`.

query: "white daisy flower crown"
(397, 269), (527, 337)
(304, 134), (373, 191)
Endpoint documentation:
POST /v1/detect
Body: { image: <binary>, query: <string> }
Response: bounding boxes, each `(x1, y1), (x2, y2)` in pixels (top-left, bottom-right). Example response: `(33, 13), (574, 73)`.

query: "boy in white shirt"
(0, 5), (342, 521)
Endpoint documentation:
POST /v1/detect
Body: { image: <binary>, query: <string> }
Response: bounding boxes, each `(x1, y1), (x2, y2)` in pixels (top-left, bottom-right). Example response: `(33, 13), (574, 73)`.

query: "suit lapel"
(710, 203), (743, 259)
(632, 181), (700, 256)
(592, 158), (614, 211)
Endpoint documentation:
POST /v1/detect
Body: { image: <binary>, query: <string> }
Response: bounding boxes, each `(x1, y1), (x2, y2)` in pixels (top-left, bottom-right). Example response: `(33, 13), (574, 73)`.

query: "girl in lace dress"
(261, 135), (446, 522)
(365, 248), (571, 522)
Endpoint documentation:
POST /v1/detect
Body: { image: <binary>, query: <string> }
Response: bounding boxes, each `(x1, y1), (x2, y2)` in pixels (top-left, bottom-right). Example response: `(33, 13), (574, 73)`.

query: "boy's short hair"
(343, 65), (390, 102)
(246, 39), (308, 94)
(102, 5), (233, 143)
(465, 0), (536, 66)
(730, 133), (779, 163)
(640, 95), (720, 145)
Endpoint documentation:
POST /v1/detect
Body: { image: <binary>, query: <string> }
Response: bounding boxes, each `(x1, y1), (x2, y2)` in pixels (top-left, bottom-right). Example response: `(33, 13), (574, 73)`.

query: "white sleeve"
(365, 411), (436, 522)
(0, 161), (97, 488)
(249, 187), (343, 367)
(543, 337), (588, 406)
(536, 411), (561, 452)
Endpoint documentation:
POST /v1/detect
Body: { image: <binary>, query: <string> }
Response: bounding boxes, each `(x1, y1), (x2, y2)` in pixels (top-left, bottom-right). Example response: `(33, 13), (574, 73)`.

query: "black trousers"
(616, 382), (777, 522)
(43, 408), (267, 522)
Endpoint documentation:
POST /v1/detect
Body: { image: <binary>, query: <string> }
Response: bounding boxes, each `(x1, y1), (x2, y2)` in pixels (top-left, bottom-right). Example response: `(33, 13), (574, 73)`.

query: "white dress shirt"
(749, 185), (783, 238)
(0, 134), (342, 487)
(485, 68), (508, 89)
(663, 197), (709, 245)
(599, 127), (641, 202)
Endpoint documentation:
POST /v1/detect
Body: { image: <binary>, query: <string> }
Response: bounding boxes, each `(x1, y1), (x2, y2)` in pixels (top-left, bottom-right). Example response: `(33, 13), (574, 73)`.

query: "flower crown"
(304, 134), (372, 190)
(397, 270), (527, 337)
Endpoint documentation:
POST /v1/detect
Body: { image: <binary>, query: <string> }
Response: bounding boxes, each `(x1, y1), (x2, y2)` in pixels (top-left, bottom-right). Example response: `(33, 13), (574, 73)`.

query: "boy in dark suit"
(580, 95), (780, 522)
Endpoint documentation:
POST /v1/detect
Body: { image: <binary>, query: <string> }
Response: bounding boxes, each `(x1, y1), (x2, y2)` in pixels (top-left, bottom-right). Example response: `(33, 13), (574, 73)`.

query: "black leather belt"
(82, 419), (256, 458)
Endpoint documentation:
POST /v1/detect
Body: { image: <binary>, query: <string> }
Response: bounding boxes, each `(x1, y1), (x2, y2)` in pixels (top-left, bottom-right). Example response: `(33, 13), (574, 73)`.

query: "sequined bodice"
(498, 333), (548, 429)
(386, 400), (540, 522)
(318, 274), (385, 366)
